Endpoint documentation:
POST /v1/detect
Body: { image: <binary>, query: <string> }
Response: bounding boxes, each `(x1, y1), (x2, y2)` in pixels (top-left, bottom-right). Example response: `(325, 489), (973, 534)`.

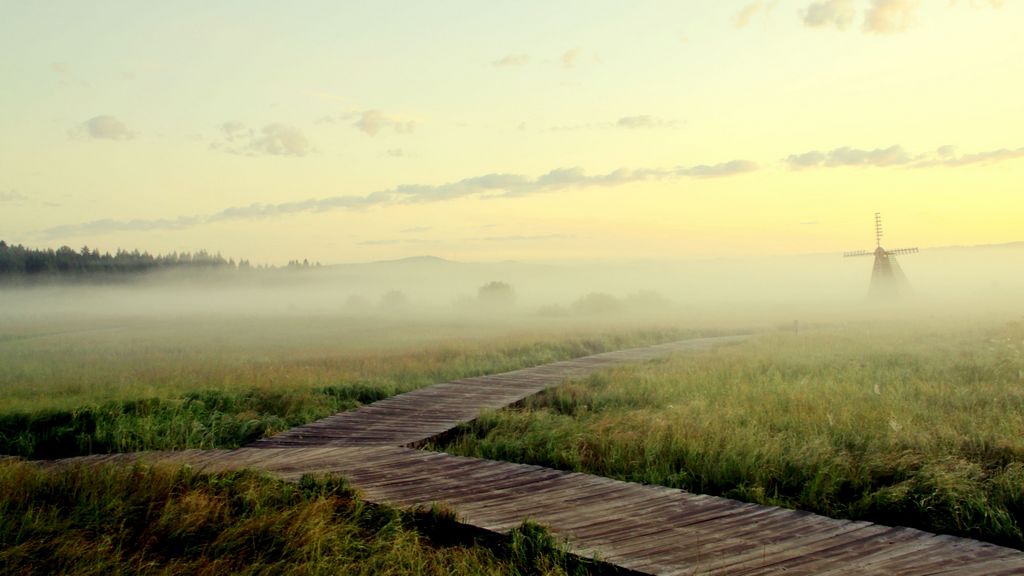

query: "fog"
(2, 243), (1023, 332)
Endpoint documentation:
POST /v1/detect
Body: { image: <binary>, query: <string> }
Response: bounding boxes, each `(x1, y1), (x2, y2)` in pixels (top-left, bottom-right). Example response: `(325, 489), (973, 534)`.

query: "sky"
(1, 0), (1022, 265)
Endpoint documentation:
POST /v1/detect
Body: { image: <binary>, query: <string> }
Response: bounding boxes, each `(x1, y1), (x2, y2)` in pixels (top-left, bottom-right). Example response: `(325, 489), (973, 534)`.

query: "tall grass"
(433, 321), (1024, 549)
(0, 460), (597, 575)
(0, 318), (695, 459)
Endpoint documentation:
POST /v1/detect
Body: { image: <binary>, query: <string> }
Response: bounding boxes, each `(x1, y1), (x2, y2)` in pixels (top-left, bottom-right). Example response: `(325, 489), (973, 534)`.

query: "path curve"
(35, 335), (1024, 575)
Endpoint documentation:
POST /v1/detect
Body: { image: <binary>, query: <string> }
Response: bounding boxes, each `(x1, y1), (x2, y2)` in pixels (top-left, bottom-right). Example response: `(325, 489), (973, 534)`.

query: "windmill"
(844, 213), (918, 299)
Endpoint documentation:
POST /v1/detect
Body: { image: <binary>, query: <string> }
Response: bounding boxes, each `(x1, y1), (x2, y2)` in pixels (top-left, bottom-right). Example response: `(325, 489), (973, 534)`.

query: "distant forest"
(0, 241), (318, 280)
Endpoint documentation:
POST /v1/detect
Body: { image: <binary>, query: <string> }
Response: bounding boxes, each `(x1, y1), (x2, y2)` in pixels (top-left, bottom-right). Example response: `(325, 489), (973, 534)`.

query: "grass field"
(4, 309), (1024, 568)
(431, 320), (1024, 549)
(0, 460), (597, 575)
(0, 314), (698, 458)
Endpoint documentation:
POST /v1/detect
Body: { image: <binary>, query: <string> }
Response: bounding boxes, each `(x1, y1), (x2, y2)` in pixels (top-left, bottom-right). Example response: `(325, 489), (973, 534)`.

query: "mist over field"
(2, 243), (1023, 327)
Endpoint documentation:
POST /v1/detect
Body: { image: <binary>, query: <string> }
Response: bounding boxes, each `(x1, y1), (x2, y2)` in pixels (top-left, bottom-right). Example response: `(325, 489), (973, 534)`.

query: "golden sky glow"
(2, 1), (1022, 264)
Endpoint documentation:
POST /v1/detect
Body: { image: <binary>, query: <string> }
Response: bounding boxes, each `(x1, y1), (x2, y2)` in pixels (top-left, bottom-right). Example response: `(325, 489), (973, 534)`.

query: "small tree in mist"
(378, 290), (409, 310)
(571, 292), (623, 315)
(477, 281), (516, 310)
(623, 290), (672, 312)
(343, 295), (371, 313)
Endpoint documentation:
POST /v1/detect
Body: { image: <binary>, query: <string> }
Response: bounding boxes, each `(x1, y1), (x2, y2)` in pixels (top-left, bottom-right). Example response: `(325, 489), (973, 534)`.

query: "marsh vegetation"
(431, 321), (1024, 548)
(0, 461), (594, 575)
(0, 314), (696, 459)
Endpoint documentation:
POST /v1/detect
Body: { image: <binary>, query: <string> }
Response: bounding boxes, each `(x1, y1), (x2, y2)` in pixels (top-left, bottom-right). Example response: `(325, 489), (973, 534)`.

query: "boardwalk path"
(249, 336), (746, 449)
(46, 336), (1024, 575)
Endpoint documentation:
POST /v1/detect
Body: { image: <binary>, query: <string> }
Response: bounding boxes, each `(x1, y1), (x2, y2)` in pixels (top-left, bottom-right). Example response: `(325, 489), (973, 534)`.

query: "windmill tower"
(844, 213), (918, 299)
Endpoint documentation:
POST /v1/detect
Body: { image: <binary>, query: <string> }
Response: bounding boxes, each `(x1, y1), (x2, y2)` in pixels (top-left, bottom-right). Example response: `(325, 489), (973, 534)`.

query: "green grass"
(0, 315), (697, 458)
(431, 321), (1024, 549)
(0, 459), (602, 575)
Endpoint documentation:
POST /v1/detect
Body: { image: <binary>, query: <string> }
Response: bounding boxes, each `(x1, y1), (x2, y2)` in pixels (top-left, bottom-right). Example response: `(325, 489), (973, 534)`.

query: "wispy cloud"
(786, 143), (1024, 169)
(0, 190), (29, 203)
(70, 115), (136, 141)
(787, 145), (911, 168)
(802, 0), (857, 29)
(351, 110), (416, 136)
(864, 0), (920, 33)
(801, 0), (991, 34)
(552, 115), (683, 132)
(211, 122), (311, 157)
(948, 0), (1005, 8)
(561, 48), (581, 68)
(470, 234), (573, 242)
(915, 145), (1024, 167)
(735, 2), (764, 27)
(41, 160), (758, 238)
(0, 189), (60, 207)
(616, 115), (683, 129)
(735, 1), (778, 27)
(680, 160), (760, 178)
(493, 54), (529, 67)
(358, 238), (426, 246)
(49, 61), (91, 88)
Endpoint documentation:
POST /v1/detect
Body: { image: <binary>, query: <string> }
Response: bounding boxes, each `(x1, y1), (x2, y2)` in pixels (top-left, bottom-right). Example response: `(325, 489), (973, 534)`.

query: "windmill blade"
(843, 250), (872, 258)
(885, 247), (919, 256)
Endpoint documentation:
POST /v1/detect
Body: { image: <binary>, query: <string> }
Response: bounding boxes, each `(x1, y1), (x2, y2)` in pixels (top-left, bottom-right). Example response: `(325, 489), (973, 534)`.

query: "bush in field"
(477, 281), (517, 310)
(343, 294), (371, 313)
(571, 293), (623, 315)
(378, 290), (409, 310)
(622, 290), (672, 312)
(0, 462), (580, 575)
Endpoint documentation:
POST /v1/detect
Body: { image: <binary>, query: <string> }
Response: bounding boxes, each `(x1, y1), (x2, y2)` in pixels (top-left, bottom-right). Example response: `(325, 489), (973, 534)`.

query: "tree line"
(0, 240), (319, 279)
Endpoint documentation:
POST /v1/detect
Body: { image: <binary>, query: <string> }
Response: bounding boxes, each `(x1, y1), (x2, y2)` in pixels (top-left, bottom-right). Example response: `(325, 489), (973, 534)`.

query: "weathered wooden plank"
(30, 335), (1024, 575)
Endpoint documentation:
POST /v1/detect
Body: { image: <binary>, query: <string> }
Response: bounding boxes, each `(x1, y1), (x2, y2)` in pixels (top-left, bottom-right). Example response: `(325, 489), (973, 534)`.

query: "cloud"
(72, 115), (135, 140)
(786, 145), (911, 168)
(470, 234), (572, 242)
(358, 239), (418, 246)
(802, 0), (857, 29)
(212, 122), (311, 157)
(561, 48), (581, 68)
(828, 145), (911, 166)
(41, 159), (758, 238)
(493, 54), (529, 67)
(916, 146), (1024, 167)
(616, 115), (682, 129)
(220, 121), (247, 141)
(786, 151), (828, 168)
(948, 0), (1004, 8)
(250, 124), (310, 156)
(679, 160), (760, 178)
(351, 110), (416, 136)
(864, 0), (920, 33)
(553, 116), (682, 132)
(735, 1), (766, 27)
(44, 216), (202, 238)
(0, 190), (29, 203)
(786, 143), (1024, 169)
(0, 189), (59, 207)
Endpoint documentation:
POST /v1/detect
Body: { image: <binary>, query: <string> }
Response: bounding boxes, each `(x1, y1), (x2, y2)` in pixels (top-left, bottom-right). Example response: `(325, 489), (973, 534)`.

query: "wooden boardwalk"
(249, 336), (748, 449)
(55, 446), (1024, 575)
(36, 336), (1024, 575)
